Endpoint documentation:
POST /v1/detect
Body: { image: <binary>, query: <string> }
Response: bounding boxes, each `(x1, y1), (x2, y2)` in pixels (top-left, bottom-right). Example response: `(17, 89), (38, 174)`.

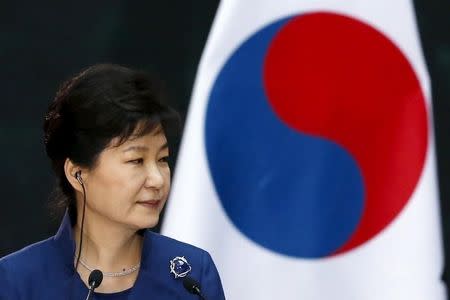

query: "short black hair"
(43, 64), (179, 225)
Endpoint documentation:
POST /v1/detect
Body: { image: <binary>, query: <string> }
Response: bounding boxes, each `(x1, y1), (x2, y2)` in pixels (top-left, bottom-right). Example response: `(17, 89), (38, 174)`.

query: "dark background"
(0, 0), (448, 293)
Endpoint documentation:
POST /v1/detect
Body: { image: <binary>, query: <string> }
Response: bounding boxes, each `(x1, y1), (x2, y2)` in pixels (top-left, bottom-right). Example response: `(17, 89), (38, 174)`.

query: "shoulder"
(147, 231), (207, 256)
(0, 237), (57, 273)
(0, 237), (59, 298)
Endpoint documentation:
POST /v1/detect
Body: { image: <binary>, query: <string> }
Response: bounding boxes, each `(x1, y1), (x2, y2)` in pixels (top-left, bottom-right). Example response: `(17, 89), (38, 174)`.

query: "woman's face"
(81, 125), (170, 230)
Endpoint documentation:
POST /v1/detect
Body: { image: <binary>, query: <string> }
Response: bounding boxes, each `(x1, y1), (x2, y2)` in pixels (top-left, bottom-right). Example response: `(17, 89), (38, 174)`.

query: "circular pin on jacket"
(169, 256), (192, 279)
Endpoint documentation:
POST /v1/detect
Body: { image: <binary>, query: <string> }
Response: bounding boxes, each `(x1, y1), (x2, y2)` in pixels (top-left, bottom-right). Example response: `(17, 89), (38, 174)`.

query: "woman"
(0, 64), (225, 299)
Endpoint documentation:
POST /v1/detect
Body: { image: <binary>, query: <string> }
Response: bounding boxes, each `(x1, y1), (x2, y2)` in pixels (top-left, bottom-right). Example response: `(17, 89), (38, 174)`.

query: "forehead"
(110, 127), (168, 153)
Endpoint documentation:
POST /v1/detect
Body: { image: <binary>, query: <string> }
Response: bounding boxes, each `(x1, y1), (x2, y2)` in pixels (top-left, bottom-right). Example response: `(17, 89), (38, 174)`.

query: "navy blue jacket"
(0, 214), (225, 299)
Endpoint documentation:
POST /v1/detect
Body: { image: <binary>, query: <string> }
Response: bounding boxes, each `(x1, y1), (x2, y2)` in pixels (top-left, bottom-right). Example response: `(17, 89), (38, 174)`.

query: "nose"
(144, 163), (165, 189)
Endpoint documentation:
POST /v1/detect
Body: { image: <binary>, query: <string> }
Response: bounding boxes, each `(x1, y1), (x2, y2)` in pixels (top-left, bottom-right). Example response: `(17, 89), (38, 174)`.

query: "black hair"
(43, 64), (179, 226)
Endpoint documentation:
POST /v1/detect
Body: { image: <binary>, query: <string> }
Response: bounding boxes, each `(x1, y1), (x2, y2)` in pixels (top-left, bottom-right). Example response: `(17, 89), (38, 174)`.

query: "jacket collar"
(53, 212), (77, 272)
(52, 212), (153, 273)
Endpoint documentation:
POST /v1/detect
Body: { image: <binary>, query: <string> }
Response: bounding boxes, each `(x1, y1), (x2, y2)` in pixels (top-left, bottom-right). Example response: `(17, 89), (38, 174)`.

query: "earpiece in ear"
(75, 171), (83, 185)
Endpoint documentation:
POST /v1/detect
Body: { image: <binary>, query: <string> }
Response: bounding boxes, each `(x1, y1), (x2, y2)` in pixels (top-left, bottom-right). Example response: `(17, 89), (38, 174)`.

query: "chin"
(135, 215), (160, 230)
(129, 204), (165, 229)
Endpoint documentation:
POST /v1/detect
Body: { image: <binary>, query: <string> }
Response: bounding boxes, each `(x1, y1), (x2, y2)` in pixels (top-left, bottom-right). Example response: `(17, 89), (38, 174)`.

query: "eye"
(159, 156), (170, 163)
(128, 158), (144, 165)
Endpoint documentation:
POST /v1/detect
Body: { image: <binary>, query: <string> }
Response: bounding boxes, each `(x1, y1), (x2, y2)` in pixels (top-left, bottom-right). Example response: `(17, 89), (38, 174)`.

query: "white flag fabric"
(162, 0), (446, 299)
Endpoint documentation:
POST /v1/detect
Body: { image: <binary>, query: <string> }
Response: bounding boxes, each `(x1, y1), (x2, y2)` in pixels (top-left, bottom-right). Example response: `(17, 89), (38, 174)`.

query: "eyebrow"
(122, 142), (168, 153)
(152, 126), (164, 135)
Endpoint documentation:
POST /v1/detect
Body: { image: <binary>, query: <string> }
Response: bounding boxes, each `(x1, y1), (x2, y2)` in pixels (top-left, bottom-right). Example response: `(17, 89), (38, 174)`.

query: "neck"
(73, 208), (143, 272)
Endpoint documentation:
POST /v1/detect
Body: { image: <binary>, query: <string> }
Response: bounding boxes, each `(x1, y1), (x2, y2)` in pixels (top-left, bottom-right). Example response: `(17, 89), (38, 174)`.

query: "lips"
(137, 200), (161, 209)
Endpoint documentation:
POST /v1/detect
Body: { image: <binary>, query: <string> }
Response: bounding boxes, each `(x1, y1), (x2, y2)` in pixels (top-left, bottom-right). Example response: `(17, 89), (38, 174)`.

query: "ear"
(64, 158), (85, 193)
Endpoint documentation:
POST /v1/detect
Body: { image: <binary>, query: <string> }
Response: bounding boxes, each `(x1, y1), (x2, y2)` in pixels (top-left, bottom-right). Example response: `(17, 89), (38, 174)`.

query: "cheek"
(88, 165), (147, 204)
(163, 167), (171, 191)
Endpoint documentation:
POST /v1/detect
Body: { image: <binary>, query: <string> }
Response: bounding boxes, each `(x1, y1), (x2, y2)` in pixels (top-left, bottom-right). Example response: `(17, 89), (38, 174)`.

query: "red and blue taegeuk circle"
(205, 12), (428, 258)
